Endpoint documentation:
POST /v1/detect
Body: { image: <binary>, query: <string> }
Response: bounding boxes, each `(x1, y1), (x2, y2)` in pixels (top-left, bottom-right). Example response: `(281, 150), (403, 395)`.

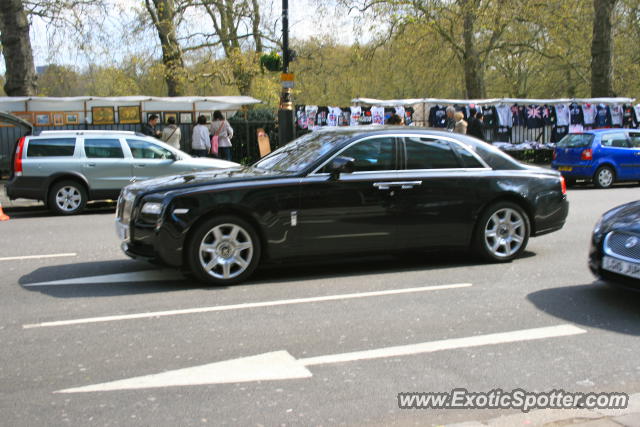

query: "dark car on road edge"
(115, 127), (569, 285)
(589, 200), (640, 289)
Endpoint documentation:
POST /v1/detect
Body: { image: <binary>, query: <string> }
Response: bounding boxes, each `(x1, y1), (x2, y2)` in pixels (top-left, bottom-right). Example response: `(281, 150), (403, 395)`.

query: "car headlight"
(141, 202), (163, 216)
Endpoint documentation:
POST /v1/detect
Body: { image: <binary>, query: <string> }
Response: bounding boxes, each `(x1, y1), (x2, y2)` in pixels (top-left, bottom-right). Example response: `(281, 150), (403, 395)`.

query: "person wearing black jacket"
(141, 114), (161, 138)
(468, 112), (485, 140)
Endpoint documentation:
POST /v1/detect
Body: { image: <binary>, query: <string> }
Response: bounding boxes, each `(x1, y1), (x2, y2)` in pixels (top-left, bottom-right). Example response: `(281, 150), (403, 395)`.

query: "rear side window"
(453, 144), (485, 168)
(557, 134), (594, 148)
(26, 138), (76, 157)
(84, 139), (124, 158)
(629, 133), (640, 148)
(126, 139), (173, 159)
(600, 133), (629, 148)
(404, 137), (461, 169)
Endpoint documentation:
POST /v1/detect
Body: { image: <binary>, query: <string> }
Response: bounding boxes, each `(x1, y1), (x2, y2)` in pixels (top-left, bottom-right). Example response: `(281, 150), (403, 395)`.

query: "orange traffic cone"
(0, 202), (9, 221)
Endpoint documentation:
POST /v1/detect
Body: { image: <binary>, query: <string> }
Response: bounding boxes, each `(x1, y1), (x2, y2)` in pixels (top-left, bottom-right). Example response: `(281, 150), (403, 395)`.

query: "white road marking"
(23, 283), (472, 329)
(0, 253), (77, 262)
(23, 269), (185, 287)
(56, 324), (586, 393)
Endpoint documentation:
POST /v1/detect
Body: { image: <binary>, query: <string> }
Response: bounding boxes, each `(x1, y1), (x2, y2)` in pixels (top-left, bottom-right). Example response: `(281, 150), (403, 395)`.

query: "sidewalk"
(445, 392), (640, 427)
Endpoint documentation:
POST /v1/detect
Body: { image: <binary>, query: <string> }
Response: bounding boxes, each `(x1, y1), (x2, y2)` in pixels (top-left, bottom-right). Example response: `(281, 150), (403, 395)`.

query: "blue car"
(552, 129), (640, 188)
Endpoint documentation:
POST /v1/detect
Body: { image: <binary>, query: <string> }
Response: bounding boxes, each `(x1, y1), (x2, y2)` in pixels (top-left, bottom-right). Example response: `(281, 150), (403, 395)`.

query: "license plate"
(558, 166), (573, 172)
(116, 221), (129, 242)
(602, 256), (640, 279)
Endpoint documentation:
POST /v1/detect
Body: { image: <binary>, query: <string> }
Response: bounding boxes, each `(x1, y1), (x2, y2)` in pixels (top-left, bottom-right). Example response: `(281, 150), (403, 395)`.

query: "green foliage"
(259, 52), (283, 72)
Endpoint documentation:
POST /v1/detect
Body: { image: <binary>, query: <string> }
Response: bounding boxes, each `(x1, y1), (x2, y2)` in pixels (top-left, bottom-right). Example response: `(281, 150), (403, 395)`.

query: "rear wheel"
(593, 166), (615, 189)
(48, 180), (87, 215)
(473, 202), (530, 262)
(186, 215), (261, 286)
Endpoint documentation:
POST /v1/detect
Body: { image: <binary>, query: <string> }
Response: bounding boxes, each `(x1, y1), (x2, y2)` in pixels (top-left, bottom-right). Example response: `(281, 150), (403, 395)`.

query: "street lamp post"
(278, 0), (295, 146)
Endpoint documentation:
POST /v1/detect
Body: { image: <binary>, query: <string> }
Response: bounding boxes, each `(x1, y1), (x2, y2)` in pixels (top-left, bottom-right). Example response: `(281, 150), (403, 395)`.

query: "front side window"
(330, 137), (396, 172)
(628, 133), (640, 148)
(126, 139), (173, 159)
(404, 137), (461, 169)
(84, 139), (124, 158)
(600, 133), (629, 148)
(26, 138), (76, 157)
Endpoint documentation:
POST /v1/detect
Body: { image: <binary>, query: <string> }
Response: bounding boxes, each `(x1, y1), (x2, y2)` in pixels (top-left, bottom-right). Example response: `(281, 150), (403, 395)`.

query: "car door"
(597, 132), (634, 180)
(394, 135), (485, 249)
(626, 132), (640, 178)
(125, 138), (176, 181)
(81, 137), (132, 192)
(296, 136), (401, 256)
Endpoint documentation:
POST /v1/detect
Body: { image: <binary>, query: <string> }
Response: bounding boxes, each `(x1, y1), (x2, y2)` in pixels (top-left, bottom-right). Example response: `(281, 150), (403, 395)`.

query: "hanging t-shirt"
(569, 103), (584, 125)
(349, 106), (361, 126)
(525, 105), (543, 129)
(542, 105), (556, 126)
(482, 106), (498, 128)
(339, 108), (350, 126)
(305, 105), (318, 130)
(359, 107), (372, 125)
(552, 126), (569, 143)
(315, 107), (329, 127)
(594, 104), (612, 128)
(371, 106), (385, 125)
(404, 107), (414, 126)
(395, 106), (405, 122)
(296, 105), (307, 130)
(634, 105), (640, 125)
(623, 105), (637, 128)
(610, 104), (623, 126)
(511, 105), (526, 126)
(496, 104), (513, 128)
(327, 107), (341, 127)
(569, 124), (584, 133)
(429, 105), (447, 127)
(582, 104), (596, 125)
(554, 104), (570, 126)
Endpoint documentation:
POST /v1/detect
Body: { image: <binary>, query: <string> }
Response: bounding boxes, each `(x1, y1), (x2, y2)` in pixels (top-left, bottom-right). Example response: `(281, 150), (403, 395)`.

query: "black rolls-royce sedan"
(589, 200), (640, 289)
(116, 127), (569, 285)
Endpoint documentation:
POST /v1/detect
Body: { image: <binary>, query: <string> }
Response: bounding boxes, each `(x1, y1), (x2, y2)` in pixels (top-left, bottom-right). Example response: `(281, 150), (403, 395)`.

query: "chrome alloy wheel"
(483, 208), (526, 258)
(597, 168), (613, 188)
(198, 223), (254, 279)
(55, 186), (82, 212)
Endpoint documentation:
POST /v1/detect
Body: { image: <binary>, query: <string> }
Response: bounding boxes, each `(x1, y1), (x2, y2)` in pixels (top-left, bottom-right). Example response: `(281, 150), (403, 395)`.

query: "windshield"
(557, 133), (594, 148)
(253, 131), (348, 172)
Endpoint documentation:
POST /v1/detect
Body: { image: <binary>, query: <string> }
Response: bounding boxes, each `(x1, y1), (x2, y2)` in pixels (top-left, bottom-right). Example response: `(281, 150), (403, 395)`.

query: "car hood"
(125, 166), (291, 194)
(177, 157), (238, 169)
(602, 200), (640, 234)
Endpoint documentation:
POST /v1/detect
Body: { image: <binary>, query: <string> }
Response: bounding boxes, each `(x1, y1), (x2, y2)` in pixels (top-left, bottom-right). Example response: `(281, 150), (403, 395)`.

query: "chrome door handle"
(87, 163), (96, 167)
(134, 164), (146, 167)
(373, 181), (422, 190)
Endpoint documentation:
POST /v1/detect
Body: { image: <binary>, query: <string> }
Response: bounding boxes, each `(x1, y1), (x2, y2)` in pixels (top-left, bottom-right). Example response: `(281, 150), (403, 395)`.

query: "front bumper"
(589, 233), (640, 290)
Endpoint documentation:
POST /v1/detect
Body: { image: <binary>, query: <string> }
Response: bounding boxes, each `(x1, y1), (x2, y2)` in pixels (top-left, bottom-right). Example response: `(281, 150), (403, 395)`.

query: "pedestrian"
(385, 114), (403, 125)
(141, 114), (161, 138)
(445, 106), (456, 131)
(191, 115), (211, 157)
(453, 111), (467, 134)
(161, 116), (181, 150)
(468, 112), (485, 140)
(209, 110), (234, 161)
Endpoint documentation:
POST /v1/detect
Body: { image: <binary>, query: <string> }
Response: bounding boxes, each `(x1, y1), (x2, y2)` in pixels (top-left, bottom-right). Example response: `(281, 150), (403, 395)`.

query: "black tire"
(186, 215), (261, 286)
(593, 166), (615, 189)
(48, 180), (87, 215)
(472, 201), (530, 262)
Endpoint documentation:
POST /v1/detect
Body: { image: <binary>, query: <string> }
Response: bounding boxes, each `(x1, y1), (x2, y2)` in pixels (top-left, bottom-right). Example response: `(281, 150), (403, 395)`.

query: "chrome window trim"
(309, 133), (493, 176)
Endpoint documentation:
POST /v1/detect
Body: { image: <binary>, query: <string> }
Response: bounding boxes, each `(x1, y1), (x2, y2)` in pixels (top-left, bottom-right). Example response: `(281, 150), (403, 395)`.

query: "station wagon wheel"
(593, 166), (614, 189)
(473, 202), (530, 262)
(48, 180), (87, 215)
(187, 215), (261, 285)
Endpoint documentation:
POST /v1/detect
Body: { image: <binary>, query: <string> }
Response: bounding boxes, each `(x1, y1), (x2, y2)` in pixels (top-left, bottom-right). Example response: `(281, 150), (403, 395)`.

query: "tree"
(591, 0), (618, 96)
(144, 0), (186, 96)
(0, 0), (37, 95)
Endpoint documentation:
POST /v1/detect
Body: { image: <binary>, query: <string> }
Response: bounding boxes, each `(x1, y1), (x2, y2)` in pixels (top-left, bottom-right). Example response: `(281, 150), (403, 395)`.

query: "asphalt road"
(1, 184), (640, 427)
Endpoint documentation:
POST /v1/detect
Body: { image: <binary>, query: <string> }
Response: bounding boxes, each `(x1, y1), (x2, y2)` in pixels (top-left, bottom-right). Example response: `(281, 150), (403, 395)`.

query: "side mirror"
(328, 156), (355, 179)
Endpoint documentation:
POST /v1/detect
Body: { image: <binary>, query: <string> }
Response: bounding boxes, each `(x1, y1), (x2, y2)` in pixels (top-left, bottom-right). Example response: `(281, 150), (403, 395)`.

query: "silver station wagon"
(6, 130), (237, 214)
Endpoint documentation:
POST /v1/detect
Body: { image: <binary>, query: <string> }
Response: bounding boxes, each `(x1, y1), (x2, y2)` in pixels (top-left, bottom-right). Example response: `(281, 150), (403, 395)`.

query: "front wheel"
(593, 166), (615, 189)
(186, 215), (261, 286)
(473, 202), (530, 262)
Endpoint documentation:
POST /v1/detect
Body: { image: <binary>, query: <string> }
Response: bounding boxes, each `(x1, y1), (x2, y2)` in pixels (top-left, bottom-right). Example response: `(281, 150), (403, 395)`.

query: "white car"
(6, 130), (237, 214)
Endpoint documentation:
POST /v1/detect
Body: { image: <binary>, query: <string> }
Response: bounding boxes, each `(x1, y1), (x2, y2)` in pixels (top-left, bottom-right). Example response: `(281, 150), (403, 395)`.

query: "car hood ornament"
(625, 236), (638, 249)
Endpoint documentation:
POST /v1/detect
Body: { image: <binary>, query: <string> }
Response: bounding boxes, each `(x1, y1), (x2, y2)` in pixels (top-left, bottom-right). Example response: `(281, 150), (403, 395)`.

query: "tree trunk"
(591, 0), (617, 97)
(0, 0), (37, 96)
(462, 5), (486, 98)
(146, 0), (185, 96)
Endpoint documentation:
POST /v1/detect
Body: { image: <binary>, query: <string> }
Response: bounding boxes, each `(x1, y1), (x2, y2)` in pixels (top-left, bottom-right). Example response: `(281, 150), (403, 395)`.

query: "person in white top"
(161, 116), (182, 150)
(209, 110), (234, 161)
(191, 115), (211, 157)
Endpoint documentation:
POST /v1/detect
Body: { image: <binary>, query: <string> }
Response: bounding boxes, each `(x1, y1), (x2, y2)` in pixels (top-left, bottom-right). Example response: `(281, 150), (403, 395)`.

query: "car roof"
(36, 130), (140, 137)
(580, 128), (634, 134)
